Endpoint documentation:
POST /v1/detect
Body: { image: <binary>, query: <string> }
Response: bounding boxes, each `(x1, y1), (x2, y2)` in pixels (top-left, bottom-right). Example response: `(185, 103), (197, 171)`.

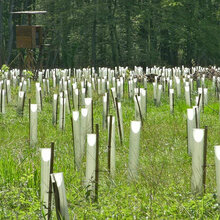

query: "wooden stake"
(40, 89), (43, 111)
(70, 115), (75, 169)
(202, 85), (204, 112)
(189, 82), (192, 107)
(62, 91), (64, 131)
(56, 94), (59, 126)
(95, 124), (99, 202)
(195, 108), (198, 129)
(135, 95), (143, 126)
(48, 142), (55, 220)
(29, 99), (31, 145)
(1, 89), (3, 113)
(85, 80), (88, 97)
(92, 100), (94, 133)
(115, 98), (122, 145)
(168, 83), (170, 97)
(72, 86), (74, 109)
(186, 119), (188, 154)
(22, 92), (26, 117)
(5, 81), (8, 104)
(106, 91), (110, 123)
(146, 88), (148, 118)
(122, 77), (125, 97)
(197, 93), (201, 108)
(203, 126), (208, 193)
(78, 88), (80, 110)
(108, 115), (113, 174)
(110, 89), (116, 108)
(67, 90), (71, 112)
(51, 174), (61, 220)
(128, 80), (130, 99)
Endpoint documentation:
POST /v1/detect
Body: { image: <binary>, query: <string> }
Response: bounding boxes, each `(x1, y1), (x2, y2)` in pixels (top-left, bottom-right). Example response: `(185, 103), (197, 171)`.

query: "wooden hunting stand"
(11, 11), (47, 77)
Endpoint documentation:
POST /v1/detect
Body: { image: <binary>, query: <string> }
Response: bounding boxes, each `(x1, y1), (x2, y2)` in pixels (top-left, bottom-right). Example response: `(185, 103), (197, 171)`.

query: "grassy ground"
(0, 76), (220, 219)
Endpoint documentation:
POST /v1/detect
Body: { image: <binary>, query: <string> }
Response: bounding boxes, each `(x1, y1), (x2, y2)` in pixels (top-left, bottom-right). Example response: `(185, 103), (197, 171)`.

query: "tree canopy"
(0, 0), (220, 68)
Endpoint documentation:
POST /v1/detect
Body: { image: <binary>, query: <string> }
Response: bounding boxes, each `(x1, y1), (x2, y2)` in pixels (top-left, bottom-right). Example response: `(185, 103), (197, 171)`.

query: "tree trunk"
(125, 0), (131, 66)
(7, 0), (14, 65)
(0, 0), (3, 66)
(91, 0), (97, 71)
(108, 0), (119, 67)
(147, 4), (151, 66)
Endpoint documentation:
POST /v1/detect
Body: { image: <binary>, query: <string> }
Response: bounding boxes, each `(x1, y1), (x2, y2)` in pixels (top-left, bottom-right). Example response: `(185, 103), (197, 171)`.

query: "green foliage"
(0, 78), (220, 218)
(0, 64), (9, 77)
(162, 0), (183, 8)
(0, 173), (41, 219)
(1, 0), (220, 67)
(1, 64), (9, 72)
(23, 70), (34, 79)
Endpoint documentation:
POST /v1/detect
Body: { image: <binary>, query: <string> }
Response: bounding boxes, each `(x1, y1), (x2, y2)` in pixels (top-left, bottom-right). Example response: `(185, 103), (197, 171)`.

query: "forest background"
(0, 0), (220, 69)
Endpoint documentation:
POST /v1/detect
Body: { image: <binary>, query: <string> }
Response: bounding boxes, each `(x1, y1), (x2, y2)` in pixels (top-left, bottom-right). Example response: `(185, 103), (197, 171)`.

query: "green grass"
(0, 78), (220, 219)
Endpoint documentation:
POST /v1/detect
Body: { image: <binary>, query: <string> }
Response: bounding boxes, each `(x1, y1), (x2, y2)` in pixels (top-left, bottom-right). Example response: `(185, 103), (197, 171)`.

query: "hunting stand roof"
(11, 11), (47, 14)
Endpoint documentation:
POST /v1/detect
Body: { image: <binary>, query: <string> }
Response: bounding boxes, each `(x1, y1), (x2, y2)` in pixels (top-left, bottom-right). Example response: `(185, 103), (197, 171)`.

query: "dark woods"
(0, 0), (220, 69)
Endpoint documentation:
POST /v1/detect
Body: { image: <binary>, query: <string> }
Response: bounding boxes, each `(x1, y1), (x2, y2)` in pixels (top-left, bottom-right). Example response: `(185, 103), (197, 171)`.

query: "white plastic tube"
(6, 80), (11, 103)
(108, 116), (116, 177)
(51, 172), (69, 220)
(153, 82), (157, 103)
(117, 80), (121, 100)
(85, 98), (92, 133)
(80, 108), (88, 158)
(59, 97), (66, 130)
(72, 111), (81, 170)
(128, 80), (134, 98)
(176, 77), (181, 97)
(120, 77), (124, 99)
(134, 95), (141, 121)
(46, 79), (50, 94)
(87, 82), (92, 98)
(0, 90), (6, 114)
(193, 106), (200, 128)
(128, 121), (141, 180)
(102, 78), (106, 94)
(64, 90), (70, 114)
(118, 102), (124, 140)
(214, 146), (220, 203)
(103, 93), (107, 129)
(81, 88), (86, 106)
(187, 108), (196, 155)
(52, 94), (58, 125)
(111, 87), (116, 106)
(40, 148), (51, 215)
(30, 104), (38, 147)
(53, 76), (56, 88)
(140, 88), (146, 118)
(204, 88), (208, 105)
(36, 83), (42, 112)
(85, 134), (96, 196)
(191, 128), (205, 195)
(73, 89), (79, 110)
(17, 91), (25, 115)
(169, 89), (174, 114)
(185, 86), (191, 106)
(98, 78), (101, 95)
(156, 84), (162, 106)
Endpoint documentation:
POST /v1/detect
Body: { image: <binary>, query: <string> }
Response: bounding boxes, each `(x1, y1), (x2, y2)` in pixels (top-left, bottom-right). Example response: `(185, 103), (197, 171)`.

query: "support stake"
(95, 124), (99, 202)
(48, 142), (55, 220)
(203, 126), (208, 193)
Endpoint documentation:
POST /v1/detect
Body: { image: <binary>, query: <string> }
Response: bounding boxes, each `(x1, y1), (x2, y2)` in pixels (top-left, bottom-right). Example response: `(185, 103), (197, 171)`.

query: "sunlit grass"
(0, 78), (220, 218)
